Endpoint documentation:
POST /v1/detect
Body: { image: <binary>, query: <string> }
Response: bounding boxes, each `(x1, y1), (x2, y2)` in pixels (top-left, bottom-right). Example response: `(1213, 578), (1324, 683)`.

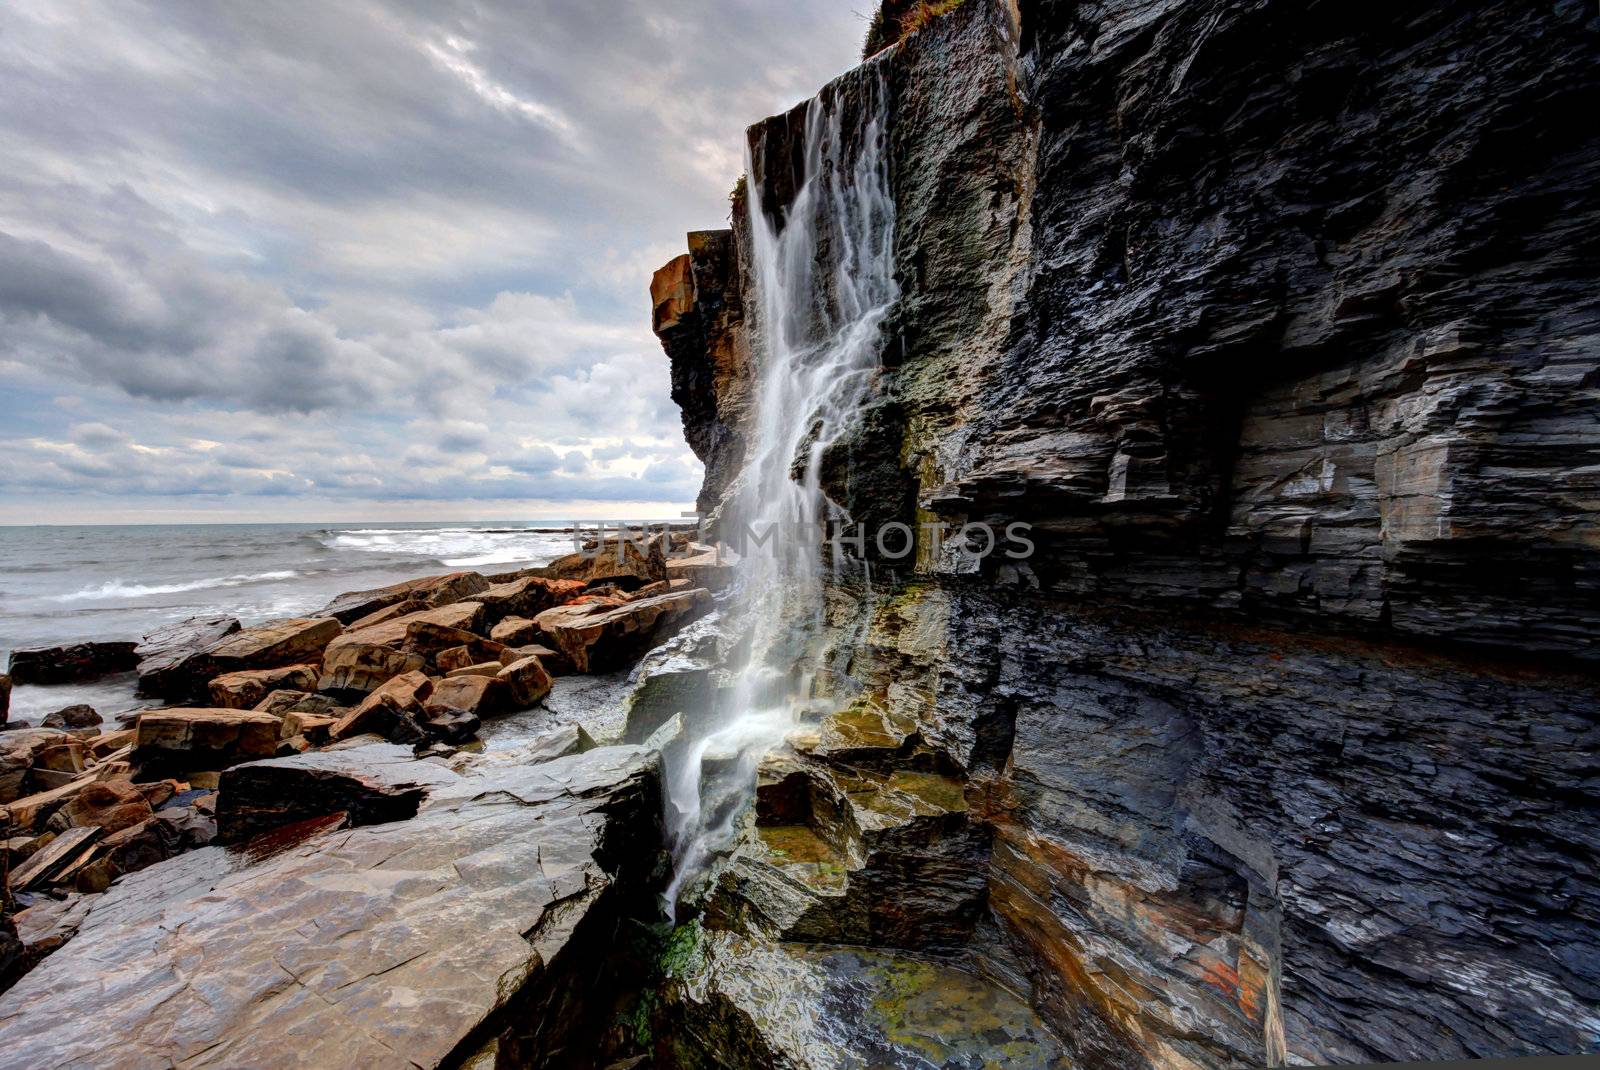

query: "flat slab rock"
(0, 742), (660, 1069)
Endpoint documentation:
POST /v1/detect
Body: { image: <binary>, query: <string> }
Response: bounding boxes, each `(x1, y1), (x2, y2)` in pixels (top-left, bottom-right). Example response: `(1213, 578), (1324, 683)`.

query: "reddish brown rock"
(317, 642), (426, 694)
(344, 599), (429, 631)
(424, 675), (505, 719)
(506, 643), (572, 675)
(208, 664), (319, 709)
(489, 616), (541, 646)
(206, 619), (341, 675)
(134, 709), (280, 769)
(534, 587), (712, 672)
(402, 621), (491, 661)
(541, 537), (666, 588)
(32, 741), (87, 775)
(496, 656), (553, 709)
(60, 780), (153, 835)
(253, 690), (342, 717)
(474, 576), (586, 624)
(280, 712), (338, 743)
(328, 671), (433, 743)
(435, 639), (509, 673)
(445, 663), (502, 679)
(319, 571), (490, 624)
(666, 546), (736, 591)
(328, 602), (485, 654)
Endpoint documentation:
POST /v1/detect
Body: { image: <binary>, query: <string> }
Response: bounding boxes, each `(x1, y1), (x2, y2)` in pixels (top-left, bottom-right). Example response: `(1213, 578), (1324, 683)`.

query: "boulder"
(59, 779), (153, 835)
(436, 639), (510, 673)
(253, 690), (342, 717)
(328, 671), (433, 743)
(509, 643), (573, 675)
(133, 709), (281, 770)
(402, 621), (492, 661)
(490, 616), (542, 646)
(32, 740), (87, 775)
(542, 536), (667, 589)
(7, 642), (139, 686)
(474, 576), (586, 625)
(319, 571), (490, 624)
(280, 711), (338, 743)
(317, 642), (426, 694)
(85, 729), (136, 760)
(0, 746), (660, 1069)
(424, 675), (506, 722)
(534, 588), (713, 672)
(327, 602), (486, 654)
(5, 774), (100, 833)
(0, 730), (69, 804)
(207, 664), (319, 709)
(206, 618), (341, 675)
(133, 615), (240, 699)
(666, 545), (736, 590)
(497, 656), (554, 709)
(40, 705), (102, 730)
(344, 598), (428, 631)
(0, 672), (10, 726)
(80, 816), (184, 889)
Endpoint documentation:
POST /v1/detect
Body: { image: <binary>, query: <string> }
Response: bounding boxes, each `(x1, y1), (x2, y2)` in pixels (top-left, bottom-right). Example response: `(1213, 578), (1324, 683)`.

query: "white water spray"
(662, 60), (898, 914)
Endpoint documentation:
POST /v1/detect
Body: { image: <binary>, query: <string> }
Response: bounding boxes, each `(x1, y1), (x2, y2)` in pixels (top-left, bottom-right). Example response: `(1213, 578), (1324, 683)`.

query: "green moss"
(618, 989), (656, 1048)
(659, 918), (704, 979)
(728, 174), (748, 222)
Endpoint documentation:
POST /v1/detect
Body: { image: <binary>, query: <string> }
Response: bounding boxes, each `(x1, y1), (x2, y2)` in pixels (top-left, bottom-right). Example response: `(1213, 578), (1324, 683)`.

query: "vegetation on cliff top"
(862, 0), (971, 57)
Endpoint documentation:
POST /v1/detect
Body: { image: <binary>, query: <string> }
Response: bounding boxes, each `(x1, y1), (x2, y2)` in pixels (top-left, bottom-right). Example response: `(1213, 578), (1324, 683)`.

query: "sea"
(0, 522), (612, 726)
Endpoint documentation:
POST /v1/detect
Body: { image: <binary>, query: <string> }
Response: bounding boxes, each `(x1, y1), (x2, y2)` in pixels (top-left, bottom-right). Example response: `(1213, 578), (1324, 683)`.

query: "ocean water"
(0, 522), (595, 725)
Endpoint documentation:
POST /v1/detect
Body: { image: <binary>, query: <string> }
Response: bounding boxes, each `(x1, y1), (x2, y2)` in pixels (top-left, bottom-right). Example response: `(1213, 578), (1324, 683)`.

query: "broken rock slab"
(208, 664), (319, 709)
(0, 744), (663, 1070)
(319, 570), (490, 624)
(134, 615), (241, 699)
(134, 708), (281, 770)
(215, 743), (451, 842)
(535, 587), (712, 673)
(318, 641), (427, 694)
(205, 618), (342, 675)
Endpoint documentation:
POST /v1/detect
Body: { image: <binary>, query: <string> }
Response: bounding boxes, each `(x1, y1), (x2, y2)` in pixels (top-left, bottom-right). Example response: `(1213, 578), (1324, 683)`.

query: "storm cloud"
(0, 0), (868, 521)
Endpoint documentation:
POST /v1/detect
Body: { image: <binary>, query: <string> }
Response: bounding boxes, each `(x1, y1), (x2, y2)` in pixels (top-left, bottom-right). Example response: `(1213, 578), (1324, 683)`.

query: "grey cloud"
(0, 0), (869, 516)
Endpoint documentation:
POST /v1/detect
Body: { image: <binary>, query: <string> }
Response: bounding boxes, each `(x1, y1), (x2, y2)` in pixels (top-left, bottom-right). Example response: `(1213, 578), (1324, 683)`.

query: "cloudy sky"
(0, 0), (868, 524)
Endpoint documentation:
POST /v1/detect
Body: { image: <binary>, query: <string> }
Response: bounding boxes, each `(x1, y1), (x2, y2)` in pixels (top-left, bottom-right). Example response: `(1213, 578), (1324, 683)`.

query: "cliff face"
(656, 1), (1600, 1067)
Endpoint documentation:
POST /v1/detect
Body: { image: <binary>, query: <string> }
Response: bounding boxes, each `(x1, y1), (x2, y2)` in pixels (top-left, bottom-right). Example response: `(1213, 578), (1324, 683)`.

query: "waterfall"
(662, 59), (897, 915)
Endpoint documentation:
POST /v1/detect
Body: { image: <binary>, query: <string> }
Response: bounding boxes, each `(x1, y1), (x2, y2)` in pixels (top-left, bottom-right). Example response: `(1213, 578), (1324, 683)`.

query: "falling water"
(662, 60), (898, 914)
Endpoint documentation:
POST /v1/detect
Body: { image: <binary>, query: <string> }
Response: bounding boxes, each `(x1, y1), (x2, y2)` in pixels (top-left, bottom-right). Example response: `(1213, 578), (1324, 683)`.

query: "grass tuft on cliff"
(862, 0), (971, 58)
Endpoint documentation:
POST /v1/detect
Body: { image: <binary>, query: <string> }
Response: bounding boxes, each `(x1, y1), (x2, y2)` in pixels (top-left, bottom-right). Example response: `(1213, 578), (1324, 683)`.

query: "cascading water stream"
(662, 59), (897, 915)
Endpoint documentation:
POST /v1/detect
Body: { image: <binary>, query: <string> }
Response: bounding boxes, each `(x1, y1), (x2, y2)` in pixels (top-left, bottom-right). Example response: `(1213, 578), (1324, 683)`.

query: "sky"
(0, 0), (870, 524)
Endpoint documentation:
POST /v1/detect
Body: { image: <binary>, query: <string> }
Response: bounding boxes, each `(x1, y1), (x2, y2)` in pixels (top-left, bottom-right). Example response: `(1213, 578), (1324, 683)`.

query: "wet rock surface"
(7, 642), (139, 686)
(656, 933), (1070, 1070)
(133, 615), (242, 699)
(0, 743), (664, 1070)
(656, 0), (1600, 1066)
(537, 588), (713, 673)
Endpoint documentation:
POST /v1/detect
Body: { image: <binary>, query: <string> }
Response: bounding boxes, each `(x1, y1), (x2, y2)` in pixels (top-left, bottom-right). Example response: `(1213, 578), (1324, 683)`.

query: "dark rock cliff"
(656, 1), (1600, 1066)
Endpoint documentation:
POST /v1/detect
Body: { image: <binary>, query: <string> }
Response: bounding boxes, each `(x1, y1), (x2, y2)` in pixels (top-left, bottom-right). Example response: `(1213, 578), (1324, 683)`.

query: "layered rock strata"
(654, 1), (1600, 1066)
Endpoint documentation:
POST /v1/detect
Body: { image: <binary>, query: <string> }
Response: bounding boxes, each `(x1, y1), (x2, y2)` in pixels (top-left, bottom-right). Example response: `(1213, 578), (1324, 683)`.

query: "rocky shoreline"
(0, 529), (725, 1015)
